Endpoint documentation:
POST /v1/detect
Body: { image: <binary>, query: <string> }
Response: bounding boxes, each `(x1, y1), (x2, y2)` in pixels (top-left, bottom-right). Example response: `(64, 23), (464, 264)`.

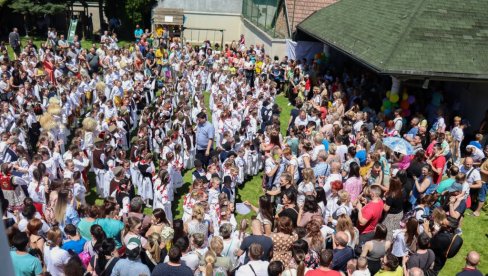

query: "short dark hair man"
(306, 249), (342, 276)
(195, 111), (214, 167)
(152, 246), (193, 276)
(10, 232), (43, 276)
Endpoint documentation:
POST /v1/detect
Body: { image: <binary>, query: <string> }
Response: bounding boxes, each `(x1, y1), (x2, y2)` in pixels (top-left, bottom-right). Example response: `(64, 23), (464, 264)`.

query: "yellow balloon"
(390, 93), (399, 103)
(402, 93), (408, 100)
(386, 91), (391, 98)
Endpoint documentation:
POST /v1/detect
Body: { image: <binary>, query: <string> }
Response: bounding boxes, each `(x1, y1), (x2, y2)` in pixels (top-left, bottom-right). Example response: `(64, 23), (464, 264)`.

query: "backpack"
(213, 266), (227, 276)
(445, 233), (463, 258)
(400, 206), (424, 228)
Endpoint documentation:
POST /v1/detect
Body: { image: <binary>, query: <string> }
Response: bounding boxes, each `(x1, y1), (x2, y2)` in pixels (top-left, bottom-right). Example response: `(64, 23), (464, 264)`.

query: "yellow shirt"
(155, 49), (164, 65)
(375, 267), (403, 276)
(360, 161), (374, 178)
(156, 26), (163, 37)
(255, 61), (263, 74)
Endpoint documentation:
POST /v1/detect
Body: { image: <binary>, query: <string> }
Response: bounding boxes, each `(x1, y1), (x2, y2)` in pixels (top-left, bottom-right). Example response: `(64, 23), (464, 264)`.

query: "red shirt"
(432, 155), (446, 184)
(358, 199), (384, 234)
(306, 269), (342, 276)
(320, 106), (328, 120)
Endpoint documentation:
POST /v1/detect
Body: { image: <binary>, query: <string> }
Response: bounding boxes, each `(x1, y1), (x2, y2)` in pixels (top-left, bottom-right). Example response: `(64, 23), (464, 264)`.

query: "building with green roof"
(296, 0), (488, 126)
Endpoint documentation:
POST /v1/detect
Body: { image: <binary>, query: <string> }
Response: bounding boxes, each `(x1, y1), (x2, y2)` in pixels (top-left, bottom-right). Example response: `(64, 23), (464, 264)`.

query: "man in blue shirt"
(11, 232), (43, 276)
(134, 24), (143, 42)
(195, 112), (214, 167)
(62, 224), (86, 254)
(404, 117), (420, 142)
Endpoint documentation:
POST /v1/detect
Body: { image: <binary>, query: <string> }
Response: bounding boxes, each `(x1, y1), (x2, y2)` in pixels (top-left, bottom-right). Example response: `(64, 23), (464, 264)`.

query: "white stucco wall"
(158, 0), (286, 57)
(241, 18), (286, 58)
(182, 12), (242, 45)
(158, 0), (243, 14)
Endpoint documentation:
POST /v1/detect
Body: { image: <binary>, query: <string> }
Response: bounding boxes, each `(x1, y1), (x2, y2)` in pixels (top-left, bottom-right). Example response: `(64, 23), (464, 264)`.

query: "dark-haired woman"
(145, 208), (171, 238)
(343, 162), (363, 202)
(87, 238), (120, 276)
(244, 195), (274, 235)
(297, 195), (322, 227)
(84, 224), (107, 257)
(360, 224), (391, 275)
(271, 216), (298, 269)
(383, 177), (405, 240)
(78, 205), (99, 241)
(276, 187), (299, 227)
(282, 240), (312, 276)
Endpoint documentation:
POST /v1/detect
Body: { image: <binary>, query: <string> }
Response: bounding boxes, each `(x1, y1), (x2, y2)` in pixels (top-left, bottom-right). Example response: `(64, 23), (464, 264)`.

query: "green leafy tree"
(9, 0), (66, 36)
(125, 0), (156, 26)
(103, 0), (156, 39)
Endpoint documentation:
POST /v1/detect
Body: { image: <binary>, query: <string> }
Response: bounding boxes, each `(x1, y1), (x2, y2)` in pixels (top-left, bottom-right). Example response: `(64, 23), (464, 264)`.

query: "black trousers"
(195, 149), (212, 168)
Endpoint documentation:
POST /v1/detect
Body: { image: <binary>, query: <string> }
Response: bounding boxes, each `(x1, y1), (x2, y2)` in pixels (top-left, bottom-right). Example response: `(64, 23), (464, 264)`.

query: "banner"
(67, 19), (78, 43)
(286, 39), (324, 62)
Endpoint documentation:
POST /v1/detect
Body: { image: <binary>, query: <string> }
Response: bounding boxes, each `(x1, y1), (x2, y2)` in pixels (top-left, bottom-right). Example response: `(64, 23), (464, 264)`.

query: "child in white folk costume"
(170, 145), (184, 189)
(102, 160), (115, 198)
(138, 153), (155, 207)
(153, 170), (173, 222)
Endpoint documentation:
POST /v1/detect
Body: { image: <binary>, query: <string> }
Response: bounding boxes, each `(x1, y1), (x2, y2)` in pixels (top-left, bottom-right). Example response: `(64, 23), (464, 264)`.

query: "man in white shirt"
(311, 132), (326, 164)
(353, 111), (365, 135)
(335, 135), (348, 163)
(324, 161), (342, 199)
(460, 157), (483, 215)
(236, 243), (269, 276)
(57, 34), (69, 50)
(393, 109), (403, 133)
(451, 116), (465, 164)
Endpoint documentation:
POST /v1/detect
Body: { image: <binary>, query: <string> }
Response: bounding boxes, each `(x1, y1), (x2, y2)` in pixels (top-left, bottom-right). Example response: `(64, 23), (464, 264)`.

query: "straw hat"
(96, 81), (106, 93)
(47, 103), (61, 116)
(39, 114), (56, 130)
(82, 117), (97, 132)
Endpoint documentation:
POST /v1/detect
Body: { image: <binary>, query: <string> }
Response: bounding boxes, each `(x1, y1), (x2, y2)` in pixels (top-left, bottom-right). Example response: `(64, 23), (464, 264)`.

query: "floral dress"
(271, 232), (298, 269)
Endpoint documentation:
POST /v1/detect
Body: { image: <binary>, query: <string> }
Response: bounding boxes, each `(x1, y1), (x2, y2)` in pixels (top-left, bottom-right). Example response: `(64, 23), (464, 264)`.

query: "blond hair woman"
(199, 236), (233, 276)
(184, 204), (213, 243)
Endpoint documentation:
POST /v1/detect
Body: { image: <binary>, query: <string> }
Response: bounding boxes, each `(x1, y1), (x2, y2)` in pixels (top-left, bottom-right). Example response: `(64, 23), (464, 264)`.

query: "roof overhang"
(152, 8), (184, 26)
(297, 0), (488, 82)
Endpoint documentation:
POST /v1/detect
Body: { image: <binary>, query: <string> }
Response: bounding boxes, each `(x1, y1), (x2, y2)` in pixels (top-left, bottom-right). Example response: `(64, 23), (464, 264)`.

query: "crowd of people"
(1, 25), (486, 276)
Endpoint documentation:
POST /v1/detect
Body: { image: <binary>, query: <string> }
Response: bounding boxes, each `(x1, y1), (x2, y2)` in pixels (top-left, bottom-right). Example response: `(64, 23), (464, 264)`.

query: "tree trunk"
(24, 14), (29, 37)
(99, 0), (104, 32)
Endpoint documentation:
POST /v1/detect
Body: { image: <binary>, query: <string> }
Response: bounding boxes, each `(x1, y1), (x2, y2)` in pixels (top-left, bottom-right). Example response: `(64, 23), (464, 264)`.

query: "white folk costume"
(138, 159), (155, 202)
(0, 171), (28, 211)
(92, 140), (107, 196)
(153, 176), (173, 222)
(170, 155), (184, 189)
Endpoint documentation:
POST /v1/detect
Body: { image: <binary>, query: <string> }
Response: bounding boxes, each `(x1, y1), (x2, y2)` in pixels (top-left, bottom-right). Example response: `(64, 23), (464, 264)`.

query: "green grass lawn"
(440, 212), (488, 274)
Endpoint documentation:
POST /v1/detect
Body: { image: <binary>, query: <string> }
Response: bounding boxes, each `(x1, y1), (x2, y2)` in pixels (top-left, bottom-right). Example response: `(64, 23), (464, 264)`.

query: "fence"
(182, 27), (225, 48)
(242, 0), (286, 38)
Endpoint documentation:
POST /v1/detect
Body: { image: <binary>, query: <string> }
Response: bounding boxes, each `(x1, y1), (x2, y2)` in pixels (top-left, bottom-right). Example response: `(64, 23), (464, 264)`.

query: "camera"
(418, 214), (433, 229)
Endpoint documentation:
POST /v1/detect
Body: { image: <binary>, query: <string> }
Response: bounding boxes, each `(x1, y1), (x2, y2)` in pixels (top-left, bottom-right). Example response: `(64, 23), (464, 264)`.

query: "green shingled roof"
(297, 0), (488, 80)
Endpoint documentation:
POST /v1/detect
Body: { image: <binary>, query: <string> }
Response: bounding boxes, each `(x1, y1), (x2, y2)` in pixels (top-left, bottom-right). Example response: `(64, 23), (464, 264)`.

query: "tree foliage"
(125, 0), (157, 25)
(103, 0), (156, 38)
(9, 0), (66, 15)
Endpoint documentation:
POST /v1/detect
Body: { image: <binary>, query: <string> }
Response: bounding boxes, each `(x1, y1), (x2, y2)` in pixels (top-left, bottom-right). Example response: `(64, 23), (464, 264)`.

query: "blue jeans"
(478, 182), (488, 202)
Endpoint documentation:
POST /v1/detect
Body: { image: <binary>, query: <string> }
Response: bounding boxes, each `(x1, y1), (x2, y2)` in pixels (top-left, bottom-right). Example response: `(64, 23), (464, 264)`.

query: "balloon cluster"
(381, 89), (415, 117)
(314, 52), (328, 65)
